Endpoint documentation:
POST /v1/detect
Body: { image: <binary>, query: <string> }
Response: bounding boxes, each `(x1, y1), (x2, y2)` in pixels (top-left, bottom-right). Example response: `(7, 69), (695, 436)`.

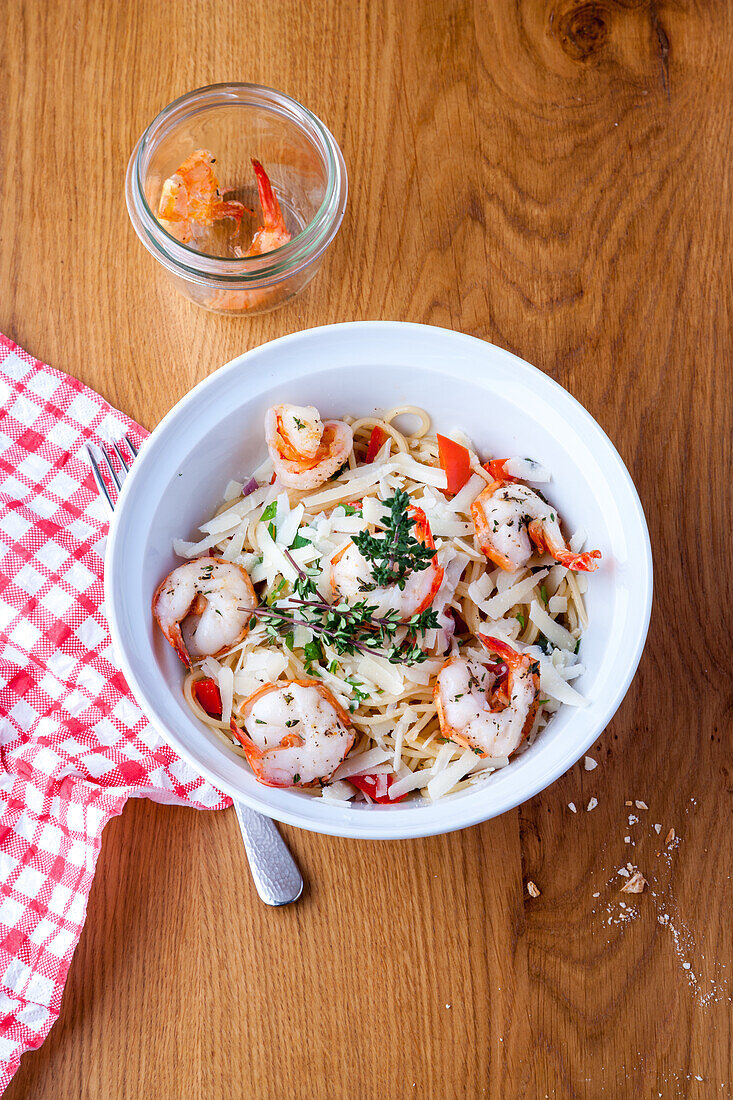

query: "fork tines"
(85, 434), (138, 511)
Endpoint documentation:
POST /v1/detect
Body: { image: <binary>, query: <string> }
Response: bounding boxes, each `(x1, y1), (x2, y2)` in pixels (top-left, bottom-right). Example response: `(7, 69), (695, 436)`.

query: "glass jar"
(125, 83), (348, 316)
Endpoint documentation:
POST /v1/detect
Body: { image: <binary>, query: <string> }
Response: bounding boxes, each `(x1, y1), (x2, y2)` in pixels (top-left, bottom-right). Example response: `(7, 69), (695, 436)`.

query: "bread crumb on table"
(621, 870), (647, 894)
(526, 881), (541, 898)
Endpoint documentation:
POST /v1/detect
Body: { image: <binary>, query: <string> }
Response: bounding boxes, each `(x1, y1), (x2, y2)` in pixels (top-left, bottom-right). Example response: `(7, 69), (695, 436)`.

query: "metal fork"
(86, 436), (303, 907)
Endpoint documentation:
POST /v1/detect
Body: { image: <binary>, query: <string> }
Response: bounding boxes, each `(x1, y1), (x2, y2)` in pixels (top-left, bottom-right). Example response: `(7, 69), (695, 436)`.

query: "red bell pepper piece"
(484, 459), (518, 484)
(437, 434), (471, 494)
(349, 773), (407, 804)
(193, 677), (222, 718)
(365, 425), (388, 463)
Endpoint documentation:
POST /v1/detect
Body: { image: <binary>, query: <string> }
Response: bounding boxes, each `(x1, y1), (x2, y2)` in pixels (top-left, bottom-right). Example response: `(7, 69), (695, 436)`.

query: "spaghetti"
(161, 405), (595, 803)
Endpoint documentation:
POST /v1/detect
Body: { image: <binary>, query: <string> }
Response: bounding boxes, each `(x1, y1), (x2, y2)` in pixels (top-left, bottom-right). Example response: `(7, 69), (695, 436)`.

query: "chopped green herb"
(303, 639), (324, 668)
(285, 631), (295, 651)
(328, 659), (339, 674)
(538, 698), (549, 705)
(540, 584), (548, 606)
(293, 417), (305, 430)
(285, 719), (299, 728)
(329, 461), (349, 480)
(292, 773), (301, 784)
(341, 504), (361, 516)
(344, 676), (369, 704)
(267, 578), (287, 605)
(352, 489), (435, 591)
(574, 638), (581, 655)
(516, 611), (525, 629)
(537, 634), (552, 655)
(260, 501), (277, 523)
(290, 532), (311, 549)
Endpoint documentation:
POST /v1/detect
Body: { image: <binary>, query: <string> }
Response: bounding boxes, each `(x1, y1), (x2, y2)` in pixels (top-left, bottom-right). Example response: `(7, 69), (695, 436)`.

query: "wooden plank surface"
(2, 0), (732, 1096)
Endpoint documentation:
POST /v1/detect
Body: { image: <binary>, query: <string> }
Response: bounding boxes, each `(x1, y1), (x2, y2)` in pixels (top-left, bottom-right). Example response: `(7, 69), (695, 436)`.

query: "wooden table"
(3, 1), (731, 1096)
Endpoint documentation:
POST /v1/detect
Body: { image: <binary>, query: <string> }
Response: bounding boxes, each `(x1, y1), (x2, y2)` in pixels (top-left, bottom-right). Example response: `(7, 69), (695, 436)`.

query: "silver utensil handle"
(233, 801), (303, 906)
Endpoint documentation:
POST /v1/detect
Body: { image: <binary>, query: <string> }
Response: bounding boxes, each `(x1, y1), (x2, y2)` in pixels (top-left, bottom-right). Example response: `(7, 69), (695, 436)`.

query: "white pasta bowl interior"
(105, 322), (652, 839)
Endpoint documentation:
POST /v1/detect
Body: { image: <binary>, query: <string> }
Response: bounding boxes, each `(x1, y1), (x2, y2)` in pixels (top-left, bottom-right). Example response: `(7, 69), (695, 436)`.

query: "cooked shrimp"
(265, 404), (353, 489)
(245, 159), (292, 256)
(153, 557), (256, 667)
(471, 478), (601, 573)
(434, 636), (540, 758)
(157, 149), (246, 245)
(230, 679), (354, 788)
(330, 506), (444, 620)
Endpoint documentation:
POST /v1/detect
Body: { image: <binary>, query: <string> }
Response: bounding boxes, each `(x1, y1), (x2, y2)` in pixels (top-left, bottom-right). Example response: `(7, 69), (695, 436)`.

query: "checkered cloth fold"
(0, 335), (230, 1093)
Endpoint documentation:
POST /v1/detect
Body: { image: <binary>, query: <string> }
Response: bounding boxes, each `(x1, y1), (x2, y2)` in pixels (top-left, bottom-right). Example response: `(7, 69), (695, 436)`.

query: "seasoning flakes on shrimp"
(152, 404), (600, 801)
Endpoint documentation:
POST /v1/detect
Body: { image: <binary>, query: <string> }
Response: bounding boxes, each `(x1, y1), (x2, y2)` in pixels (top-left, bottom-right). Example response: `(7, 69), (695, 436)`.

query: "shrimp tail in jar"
(246, 159), (292, 256)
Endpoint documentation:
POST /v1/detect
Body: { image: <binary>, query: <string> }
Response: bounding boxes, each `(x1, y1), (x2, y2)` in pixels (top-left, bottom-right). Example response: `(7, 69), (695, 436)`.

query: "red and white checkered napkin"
(0, 334), (231, 1092)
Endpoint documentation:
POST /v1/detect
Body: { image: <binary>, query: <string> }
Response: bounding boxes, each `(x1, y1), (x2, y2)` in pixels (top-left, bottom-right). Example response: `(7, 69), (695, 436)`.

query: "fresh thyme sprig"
(243, 548), (439, 666)
(352, 489), (436, 590)
(246, 599), (439, 665)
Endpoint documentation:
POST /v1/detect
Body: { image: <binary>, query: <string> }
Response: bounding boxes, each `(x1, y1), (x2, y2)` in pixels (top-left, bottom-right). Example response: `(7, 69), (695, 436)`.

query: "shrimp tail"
(527, 520), (601, 572)
(230, 718), (275, 785)
(554, 549), (602, 572)
(251, 158), (288, 234)
(170, 628), (192, 668)
(151, 581), (192, 667)
(478, 634), (524, 670)
(212, 198), (247, 225)
(231, 719), (293, 788)
(478, 635), (540, 743)
(408, 506), (444, 613)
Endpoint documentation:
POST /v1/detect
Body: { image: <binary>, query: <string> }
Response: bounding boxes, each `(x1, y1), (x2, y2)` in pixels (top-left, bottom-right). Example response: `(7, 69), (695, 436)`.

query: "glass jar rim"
(127, 82), (347, 286)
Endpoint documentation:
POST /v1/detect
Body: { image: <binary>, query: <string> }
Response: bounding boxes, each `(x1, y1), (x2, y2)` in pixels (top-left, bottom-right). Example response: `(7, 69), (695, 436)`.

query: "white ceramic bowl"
(106, 322), (652, 839)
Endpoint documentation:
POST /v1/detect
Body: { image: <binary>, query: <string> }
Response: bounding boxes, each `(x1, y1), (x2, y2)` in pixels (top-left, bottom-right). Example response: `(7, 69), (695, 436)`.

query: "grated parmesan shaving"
(427, 749), (479, 800)
(480, 569), (549, 619)
(217, 665), (234, 725)
(529, 599), (576, 651)
(332, 747), (391, 781)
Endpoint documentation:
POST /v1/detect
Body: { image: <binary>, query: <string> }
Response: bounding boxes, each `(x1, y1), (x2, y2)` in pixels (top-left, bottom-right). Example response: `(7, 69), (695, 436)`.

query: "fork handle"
(233, 801), (303, 906)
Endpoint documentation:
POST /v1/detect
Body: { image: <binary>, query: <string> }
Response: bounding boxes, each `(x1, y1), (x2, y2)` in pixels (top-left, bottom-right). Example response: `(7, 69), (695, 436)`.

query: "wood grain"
(2, 0), (732, 1096)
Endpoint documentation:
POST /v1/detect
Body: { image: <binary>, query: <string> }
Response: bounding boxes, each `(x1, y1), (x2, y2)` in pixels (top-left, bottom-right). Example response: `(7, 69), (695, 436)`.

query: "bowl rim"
(105, 321), (653, 839)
